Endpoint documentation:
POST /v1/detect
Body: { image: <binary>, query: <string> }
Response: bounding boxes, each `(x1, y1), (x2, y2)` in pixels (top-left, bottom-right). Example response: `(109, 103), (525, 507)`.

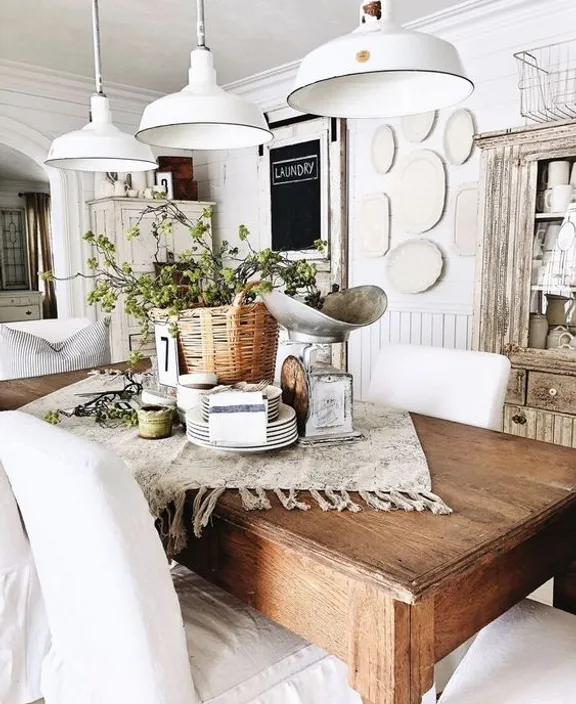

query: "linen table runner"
(24, 374), (451, 550)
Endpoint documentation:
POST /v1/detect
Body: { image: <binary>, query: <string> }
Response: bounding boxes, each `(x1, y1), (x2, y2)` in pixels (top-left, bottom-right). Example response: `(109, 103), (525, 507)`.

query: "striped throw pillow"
(0, 318), (111, 381)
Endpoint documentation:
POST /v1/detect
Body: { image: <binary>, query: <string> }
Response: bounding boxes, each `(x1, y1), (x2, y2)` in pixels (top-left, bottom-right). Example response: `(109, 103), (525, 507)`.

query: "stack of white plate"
(200, 385), (282, 423)
(186, 403), (297, 453)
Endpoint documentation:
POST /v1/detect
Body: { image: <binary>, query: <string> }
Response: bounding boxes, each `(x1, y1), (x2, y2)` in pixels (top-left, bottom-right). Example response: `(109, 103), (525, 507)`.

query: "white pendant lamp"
(136, 0), (273, 150)
(45, 0), (157, 172)
(288, 0), (474, 119)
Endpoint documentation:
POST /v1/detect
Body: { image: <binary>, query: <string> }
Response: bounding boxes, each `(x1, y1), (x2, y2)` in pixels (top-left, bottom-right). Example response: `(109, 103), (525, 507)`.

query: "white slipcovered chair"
(0, 411), (362, 704)
(366, 344), (511, 431)
(439, 599), (576, 703)
(366, 343), (511, 692)
(0, 462), (50, 704)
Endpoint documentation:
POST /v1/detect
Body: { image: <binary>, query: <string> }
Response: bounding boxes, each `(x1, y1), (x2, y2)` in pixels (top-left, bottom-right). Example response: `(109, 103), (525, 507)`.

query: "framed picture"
(155, 171), (174, 200)
(258, 115), (348, 294)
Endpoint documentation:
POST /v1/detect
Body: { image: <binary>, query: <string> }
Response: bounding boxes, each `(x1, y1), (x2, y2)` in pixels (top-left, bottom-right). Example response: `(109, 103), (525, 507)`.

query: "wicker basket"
(160, 284), (279, 385)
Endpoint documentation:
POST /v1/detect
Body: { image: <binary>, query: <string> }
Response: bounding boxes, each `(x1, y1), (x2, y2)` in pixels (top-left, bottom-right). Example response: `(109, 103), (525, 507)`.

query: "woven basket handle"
(232, 281), (263, 307)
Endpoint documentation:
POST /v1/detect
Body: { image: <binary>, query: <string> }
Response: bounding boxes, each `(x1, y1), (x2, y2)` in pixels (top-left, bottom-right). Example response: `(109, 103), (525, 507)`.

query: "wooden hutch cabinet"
(475, 120), (576, 446)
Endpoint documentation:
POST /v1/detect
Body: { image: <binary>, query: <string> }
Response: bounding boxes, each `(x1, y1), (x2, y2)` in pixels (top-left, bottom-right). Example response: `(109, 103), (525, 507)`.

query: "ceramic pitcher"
(546, 294), (571, 326)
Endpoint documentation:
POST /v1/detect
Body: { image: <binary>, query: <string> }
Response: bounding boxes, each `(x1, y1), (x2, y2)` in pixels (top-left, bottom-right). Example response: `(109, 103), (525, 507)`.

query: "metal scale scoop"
(262, 286), (387, 443)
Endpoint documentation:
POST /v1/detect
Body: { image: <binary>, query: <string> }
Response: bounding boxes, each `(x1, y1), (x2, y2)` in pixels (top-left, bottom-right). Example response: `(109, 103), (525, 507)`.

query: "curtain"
(23, 192), (57, 319)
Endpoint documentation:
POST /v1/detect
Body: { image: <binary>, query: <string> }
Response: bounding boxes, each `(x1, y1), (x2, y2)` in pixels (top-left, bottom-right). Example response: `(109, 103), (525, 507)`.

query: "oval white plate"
(187, 431), (298, 453)
(453, 183), (479, 256)
(386, 239), (444, 294)
(401, 111), (436, 143)
(444, 109), (475, 165)
(371, 125), (395, 174)
(394, 150), (446, 233)
(359, 193), (390, 258)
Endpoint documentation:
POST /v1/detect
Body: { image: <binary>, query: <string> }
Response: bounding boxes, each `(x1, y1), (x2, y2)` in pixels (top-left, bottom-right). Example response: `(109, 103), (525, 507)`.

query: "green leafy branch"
(42, 201), (327, 344)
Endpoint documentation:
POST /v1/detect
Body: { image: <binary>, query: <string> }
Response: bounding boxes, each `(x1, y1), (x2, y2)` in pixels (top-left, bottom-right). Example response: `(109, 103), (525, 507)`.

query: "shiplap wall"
(192, 0), (576, 399)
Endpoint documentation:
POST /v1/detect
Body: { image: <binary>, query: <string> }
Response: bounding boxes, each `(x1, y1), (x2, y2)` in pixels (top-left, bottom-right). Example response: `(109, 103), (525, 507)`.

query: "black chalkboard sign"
(269, 139), (321, 252)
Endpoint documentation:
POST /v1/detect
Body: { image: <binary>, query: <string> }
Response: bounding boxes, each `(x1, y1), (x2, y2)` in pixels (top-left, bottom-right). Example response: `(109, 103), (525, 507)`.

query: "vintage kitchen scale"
(262, 286), (387, 444)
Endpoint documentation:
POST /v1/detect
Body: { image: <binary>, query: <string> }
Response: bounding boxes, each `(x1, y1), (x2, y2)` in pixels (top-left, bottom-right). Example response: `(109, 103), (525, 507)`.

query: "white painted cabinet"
(0, 291), (43, 323)
(87, 198), (213, 362)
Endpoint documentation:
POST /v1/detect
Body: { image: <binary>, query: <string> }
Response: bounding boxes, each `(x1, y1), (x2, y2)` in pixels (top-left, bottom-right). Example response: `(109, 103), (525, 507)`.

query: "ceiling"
(0, 0), (461, 94)
(0, 144), (49, 183)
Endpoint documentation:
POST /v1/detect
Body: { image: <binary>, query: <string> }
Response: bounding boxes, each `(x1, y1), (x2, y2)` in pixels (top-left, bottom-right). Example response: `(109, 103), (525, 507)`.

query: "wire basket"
(515, 40), (576, 123)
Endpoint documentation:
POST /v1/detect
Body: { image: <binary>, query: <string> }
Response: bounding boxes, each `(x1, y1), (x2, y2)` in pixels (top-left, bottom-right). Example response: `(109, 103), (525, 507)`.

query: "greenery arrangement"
(43, 199), (326, 364)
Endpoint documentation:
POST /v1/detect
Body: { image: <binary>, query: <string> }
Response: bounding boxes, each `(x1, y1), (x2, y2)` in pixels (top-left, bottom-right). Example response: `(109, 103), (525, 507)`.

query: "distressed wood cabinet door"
(475, 120), (576, 447)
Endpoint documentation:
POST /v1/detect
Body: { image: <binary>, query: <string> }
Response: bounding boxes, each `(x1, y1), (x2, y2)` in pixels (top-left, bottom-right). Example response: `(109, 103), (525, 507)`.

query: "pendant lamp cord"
(196, 0), (206, 48)
(91, 0), (105, 95)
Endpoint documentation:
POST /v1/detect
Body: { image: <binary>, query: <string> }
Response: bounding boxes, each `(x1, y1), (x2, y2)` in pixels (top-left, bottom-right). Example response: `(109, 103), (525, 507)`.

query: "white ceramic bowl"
(141, 390), (176, 408)
(178, 372), (217, 389)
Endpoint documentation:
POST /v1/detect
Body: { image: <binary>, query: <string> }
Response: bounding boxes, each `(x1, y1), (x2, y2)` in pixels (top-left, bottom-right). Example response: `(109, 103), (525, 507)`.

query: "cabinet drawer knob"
(549, 388), (558, 397)
(25, 310), (32, 316)
(511, 414), (527, 425)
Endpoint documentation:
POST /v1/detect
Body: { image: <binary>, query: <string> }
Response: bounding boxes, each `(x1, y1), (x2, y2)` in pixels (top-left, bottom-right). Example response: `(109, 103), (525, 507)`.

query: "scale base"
(297, 430), (365, 447)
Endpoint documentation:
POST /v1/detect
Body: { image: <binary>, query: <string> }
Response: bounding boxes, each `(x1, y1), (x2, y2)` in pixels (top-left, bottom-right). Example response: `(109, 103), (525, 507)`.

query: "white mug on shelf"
(545, 184), (574, 214)
(547, 160), (571, 188)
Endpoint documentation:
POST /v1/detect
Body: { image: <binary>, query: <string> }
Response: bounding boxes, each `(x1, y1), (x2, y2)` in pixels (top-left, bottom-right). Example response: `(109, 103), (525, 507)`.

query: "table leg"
(178, 515), (436, 704)
(554, 559), (576, 615)
(361, 689), (435, 704)
(348, 582), (435, 704)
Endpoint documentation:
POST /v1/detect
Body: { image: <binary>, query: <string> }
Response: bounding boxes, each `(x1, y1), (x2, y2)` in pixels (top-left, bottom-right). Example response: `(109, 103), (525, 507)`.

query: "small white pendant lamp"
(45, 0), (157, 172)
(288, 0), (474, 119)
(136, 0), (273, 150)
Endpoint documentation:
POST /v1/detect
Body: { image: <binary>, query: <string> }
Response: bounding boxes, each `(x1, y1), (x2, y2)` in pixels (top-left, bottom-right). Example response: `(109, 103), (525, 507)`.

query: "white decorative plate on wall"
(444, 109), (475, 165)
(453, 183), (479, 256)
(358, 193), (390, 258)
(394, 150), (446, 233)
(371, 125), (396, 174)
(401, 111), (436, 143)
(386, 239), (444, 294)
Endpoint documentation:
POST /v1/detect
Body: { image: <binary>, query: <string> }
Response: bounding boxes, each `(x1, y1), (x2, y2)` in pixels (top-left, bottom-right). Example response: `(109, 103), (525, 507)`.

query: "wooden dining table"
(3, 366), (576, 704)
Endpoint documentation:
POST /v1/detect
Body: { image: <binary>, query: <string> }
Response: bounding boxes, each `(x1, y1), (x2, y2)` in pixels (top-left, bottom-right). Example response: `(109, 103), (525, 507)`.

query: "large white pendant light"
(136, 0), (273, 150)
(45, 0), (157, 172)
(288, 0), (474, 119)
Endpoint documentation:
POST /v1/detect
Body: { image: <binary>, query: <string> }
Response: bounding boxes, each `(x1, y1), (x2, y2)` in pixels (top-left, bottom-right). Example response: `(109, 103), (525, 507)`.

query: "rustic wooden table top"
(5, 366), (576, 703)
(3, 366), (576, 604)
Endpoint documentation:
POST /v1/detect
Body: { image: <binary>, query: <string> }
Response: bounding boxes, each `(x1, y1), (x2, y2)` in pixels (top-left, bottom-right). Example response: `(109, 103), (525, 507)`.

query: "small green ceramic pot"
(138, 404), (174, 440)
